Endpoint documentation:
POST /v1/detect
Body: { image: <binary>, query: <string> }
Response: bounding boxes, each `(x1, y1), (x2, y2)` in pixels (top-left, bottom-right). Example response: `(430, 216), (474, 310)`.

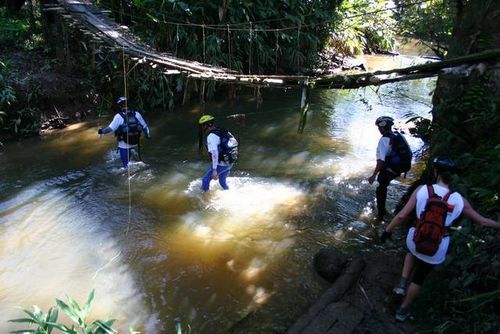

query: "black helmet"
(375, 116), (394, 128)
(116, 97), (127, 106)
(433, 157), (457, 173)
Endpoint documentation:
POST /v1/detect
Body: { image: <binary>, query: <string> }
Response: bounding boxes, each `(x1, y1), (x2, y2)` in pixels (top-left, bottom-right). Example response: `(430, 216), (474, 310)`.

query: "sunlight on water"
(154, 177), (306, 314)
(0, 186), (151, 333)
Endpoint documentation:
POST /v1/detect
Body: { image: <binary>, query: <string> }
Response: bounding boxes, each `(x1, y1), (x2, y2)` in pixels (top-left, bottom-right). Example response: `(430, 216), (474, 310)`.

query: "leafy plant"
(9, 290), (121, 334)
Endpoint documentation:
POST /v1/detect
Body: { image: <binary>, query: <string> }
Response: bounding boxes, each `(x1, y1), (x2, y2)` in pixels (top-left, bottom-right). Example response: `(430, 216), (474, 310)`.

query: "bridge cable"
(227, 24), (231, 71)
(92, 46), (131, 280)
(121, 46), (133, 238)
(248, 22), (252, 75)
(275, 29), (279, 74)
(202, 24), (206, 63)
(175, 24), (179, 56)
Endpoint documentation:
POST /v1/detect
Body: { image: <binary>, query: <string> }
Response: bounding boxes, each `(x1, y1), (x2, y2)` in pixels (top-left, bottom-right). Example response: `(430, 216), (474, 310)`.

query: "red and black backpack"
(413, 185), (453, 256)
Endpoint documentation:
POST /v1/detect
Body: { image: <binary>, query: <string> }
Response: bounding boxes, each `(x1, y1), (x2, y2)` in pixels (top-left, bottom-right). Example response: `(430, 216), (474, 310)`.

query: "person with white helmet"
(368, 116), (412, 221)
(198, 114), (238, 192)
(98, 97), (151, 168)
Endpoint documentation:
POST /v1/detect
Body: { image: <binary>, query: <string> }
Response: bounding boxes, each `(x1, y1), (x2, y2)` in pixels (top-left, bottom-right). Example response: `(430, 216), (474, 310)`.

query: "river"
(0, 54), (434, 333)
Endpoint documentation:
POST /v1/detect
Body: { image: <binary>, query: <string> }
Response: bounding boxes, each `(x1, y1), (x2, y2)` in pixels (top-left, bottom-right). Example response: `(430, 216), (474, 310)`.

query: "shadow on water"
(0, 55), (434, 333)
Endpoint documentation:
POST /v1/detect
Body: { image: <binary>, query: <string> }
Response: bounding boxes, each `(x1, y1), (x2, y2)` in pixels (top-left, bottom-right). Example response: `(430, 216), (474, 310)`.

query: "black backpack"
(413, 185), (453, 256)
(116, 110), (143, 145)
(209, 127), (239, 164)
(384, 131), (412, 174)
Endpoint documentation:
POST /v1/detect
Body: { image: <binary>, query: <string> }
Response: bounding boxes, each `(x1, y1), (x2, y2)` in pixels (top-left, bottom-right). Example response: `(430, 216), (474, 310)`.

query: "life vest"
(115, 110), (143, 145)
(383, 131), (412, 174)
(208, 127), (239, 164)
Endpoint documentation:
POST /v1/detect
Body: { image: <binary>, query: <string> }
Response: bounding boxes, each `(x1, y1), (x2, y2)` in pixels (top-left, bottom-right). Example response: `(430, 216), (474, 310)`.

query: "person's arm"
(368, 159), (384, 184)
(136, 112), (151, 139)
(98, 127), (113, 135)
(368, 137), (389, 184)
(206, 133), (219, 179)
(98, 114), (122, 135)
(386, 187), (419, 233)
(462, 198), (500, 228)
(380, 186), (420, 243)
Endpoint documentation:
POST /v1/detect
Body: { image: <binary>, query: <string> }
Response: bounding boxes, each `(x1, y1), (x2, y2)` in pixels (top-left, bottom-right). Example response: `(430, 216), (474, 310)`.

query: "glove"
(380, 230), (392, 244)
(98, 128), (104, 135)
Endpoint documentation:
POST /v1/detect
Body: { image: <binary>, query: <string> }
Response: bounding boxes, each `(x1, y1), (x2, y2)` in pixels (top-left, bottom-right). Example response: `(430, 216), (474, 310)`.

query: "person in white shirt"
(368, 116), (411, 221)
(381, 157), (500, 322)
(198, 115), (234, 192)
(98, 97), (151, 168)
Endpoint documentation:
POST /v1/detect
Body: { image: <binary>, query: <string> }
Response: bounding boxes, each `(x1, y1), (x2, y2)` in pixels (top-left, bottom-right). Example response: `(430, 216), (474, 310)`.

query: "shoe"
(392, 285), (406, 296)
(395, 306), (411, 322)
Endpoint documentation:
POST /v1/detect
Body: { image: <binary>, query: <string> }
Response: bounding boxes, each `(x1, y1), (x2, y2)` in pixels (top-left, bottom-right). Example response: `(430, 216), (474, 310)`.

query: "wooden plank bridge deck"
(45, 0), (500, 90)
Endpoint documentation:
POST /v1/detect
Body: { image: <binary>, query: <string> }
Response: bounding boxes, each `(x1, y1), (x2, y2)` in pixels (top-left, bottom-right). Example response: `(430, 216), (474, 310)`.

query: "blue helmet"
(116, 97), (128, 106)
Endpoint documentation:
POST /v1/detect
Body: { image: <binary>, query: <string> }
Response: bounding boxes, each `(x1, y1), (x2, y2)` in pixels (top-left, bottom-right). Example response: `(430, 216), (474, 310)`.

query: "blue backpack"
(115, 110), (143, 145)
(384, 131), (412, 174)
(209, 127), (239, 164)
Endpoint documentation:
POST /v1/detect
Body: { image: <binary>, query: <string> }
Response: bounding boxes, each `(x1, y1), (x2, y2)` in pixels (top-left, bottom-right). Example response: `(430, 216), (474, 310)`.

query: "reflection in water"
(0, 54), (434, 333)
(0, 186), (151, 331)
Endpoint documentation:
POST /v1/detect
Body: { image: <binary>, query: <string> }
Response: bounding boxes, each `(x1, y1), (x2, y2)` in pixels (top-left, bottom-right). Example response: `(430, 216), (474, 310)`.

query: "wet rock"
(313, 247), (348, 283)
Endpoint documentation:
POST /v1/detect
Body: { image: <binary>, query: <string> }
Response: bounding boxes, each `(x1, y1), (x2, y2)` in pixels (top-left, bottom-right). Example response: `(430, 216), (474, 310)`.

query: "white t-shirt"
(107, 111), (148, 149)
(406, 184), (464, 264)
(376, 136), (391, 161)
(206, 133), (230, 168)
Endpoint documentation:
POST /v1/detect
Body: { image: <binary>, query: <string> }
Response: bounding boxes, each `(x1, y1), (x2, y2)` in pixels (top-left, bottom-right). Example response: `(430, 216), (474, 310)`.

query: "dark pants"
(376, 169), (399, 219)
(119, 147), (137, 168)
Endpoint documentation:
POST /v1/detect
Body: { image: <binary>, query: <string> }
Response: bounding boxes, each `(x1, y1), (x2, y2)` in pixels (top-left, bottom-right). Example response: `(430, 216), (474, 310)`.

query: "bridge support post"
(298, 82), (310, 134)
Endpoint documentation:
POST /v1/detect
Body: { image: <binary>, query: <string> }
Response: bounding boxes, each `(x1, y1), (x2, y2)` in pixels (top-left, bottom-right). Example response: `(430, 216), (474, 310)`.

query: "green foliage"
(331, 0), (396, 55)
(0, 7), (31, 49)
(0, 60), (16, 107)
(0, 6), (43, 50)
(97, 0), (341, 74)
(418, 83), (500, 332)
(9, 290), (125, 334)
(395, 0), (456, 58)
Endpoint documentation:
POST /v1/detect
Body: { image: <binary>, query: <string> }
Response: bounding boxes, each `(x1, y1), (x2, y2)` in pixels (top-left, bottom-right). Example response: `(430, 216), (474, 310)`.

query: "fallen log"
(286, 257), (366, 334)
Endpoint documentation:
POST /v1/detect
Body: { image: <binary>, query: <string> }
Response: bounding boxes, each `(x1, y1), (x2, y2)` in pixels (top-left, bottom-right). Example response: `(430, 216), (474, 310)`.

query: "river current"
(0, 54), (434, 333)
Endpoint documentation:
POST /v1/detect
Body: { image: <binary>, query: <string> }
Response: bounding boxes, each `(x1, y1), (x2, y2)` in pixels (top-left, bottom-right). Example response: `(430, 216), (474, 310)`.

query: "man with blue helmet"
(98, 97), (151, 168)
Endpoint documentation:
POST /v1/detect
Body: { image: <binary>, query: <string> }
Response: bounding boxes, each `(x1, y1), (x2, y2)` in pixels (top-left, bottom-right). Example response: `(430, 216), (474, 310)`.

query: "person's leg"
(376, 169), (397, 220)
(396, 259), (434, 321)
(201, 166), (213, 192)
(394, 253), (416, 295)
(119, 147), (131, 168)
(401, 283), (421, 309)
(217, 165), (231, 190)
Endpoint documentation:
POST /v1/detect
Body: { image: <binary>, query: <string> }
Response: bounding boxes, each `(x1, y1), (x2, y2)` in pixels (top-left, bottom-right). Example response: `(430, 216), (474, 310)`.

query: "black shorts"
(412, 257), (434, 286)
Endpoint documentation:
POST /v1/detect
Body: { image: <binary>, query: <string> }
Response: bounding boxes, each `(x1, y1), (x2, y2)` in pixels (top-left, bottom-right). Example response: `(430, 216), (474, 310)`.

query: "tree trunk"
(432, 0), (500, 107)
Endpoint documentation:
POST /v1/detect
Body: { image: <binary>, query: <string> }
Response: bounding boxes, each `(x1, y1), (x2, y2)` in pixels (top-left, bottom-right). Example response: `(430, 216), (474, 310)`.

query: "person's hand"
(146, 134), (151, 140)
(380, 230), (392, 243)
(368, 174), (376, 184)
(211, 170), (218, 180)
(98, 128), (104, 135)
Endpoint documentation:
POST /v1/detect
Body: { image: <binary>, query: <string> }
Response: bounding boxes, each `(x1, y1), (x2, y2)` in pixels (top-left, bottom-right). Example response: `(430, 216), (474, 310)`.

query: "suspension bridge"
(42, 0), (500, 91)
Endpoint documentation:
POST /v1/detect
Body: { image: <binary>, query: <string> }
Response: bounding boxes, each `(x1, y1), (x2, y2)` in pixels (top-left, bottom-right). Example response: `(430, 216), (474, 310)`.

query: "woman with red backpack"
(380, 157), (500, 322)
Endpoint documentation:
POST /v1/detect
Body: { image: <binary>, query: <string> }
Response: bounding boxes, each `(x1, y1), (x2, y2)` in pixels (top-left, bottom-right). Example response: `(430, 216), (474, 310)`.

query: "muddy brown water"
(0, 54), (434, 333)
